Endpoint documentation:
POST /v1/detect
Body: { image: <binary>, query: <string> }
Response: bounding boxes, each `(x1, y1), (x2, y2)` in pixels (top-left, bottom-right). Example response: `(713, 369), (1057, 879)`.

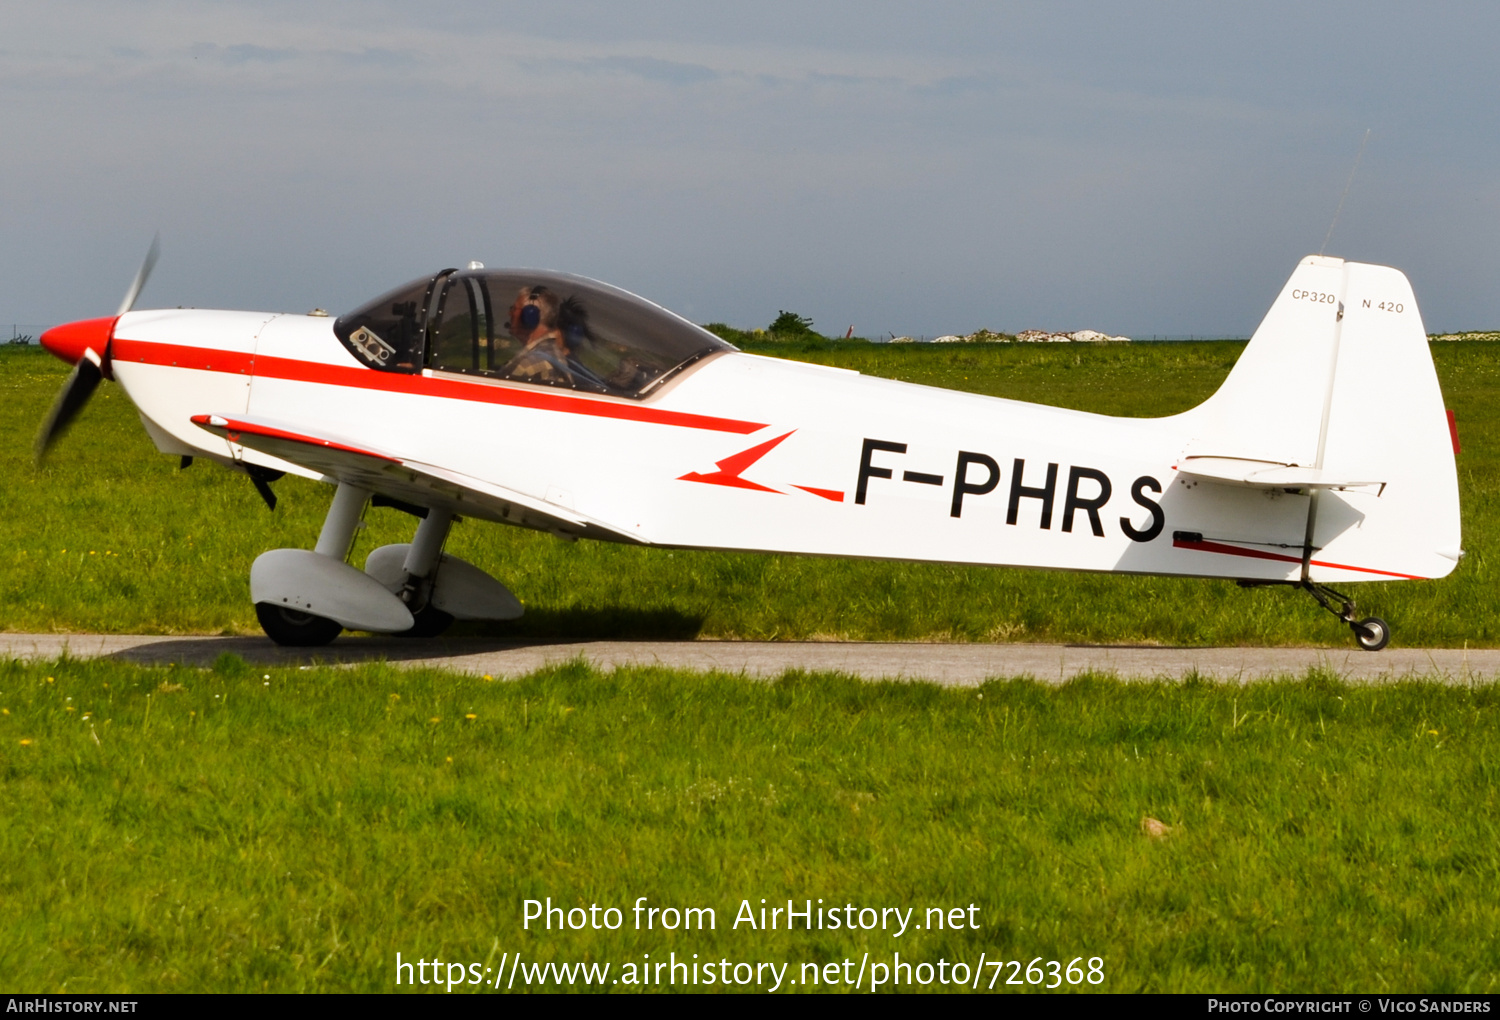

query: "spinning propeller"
(35, 234), (160, 460)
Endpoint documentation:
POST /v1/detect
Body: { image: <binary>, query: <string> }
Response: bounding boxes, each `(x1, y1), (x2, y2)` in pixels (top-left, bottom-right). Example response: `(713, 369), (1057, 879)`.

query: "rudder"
(1311, 260), (1460, 581)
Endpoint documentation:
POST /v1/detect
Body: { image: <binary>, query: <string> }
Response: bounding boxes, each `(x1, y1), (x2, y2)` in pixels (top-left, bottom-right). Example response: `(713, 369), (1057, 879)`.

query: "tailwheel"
(1299, 580), (1390, 652)
(255, 602), (342, 647)
(1352, 616), (1390, 652)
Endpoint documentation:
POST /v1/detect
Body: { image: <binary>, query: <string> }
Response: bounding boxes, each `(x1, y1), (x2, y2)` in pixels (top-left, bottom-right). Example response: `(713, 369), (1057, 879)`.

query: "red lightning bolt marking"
(678, 430), (796, 492)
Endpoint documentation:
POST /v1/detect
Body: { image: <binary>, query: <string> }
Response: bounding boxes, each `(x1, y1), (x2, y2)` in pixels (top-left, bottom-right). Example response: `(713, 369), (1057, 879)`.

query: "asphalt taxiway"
(2, 634), (1497, 685)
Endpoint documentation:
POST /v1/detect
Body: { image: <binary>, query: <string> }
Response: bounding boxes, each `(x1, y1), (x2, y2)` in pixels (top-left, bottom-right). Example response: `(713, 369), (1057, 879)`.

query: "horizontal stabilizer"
(1179, 456), (1384, 491)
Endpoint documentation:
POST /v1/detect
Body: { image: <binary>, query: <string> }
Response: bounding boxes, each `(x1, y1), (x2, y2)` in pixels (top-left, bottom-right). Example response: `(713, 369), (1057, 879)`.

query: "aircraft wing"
(191, 413), (641, 543)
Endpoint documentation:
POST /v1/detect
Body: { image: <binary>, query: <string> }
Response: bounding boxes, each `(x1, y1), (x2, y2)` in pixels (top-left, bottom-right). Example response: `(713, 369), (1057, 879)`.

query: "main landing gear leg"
(395, 511), (455, 638)
(315, 482), (371, 559)
(362, 517), (522, 632)
(1300, 580), (1389, 652)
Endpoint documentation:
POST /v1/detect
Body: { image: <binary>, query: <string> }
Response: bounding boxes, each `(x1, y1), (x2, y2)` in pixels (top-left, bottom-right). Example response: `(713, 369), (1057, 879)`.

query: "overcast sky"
(3, 2), (1498, 336)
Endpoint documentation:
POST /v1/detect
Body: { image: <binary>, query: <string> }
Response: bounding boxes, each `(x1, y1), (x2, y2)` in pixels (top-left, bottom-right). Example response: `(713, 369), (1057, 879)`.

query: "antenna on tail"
(1320, 129), (1371, 256)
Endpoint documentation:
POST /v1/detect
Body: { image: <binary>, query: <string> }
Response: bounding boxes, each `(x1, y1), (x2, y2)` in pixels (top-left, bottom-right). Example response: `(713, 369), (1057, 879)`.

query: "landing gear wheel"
(1301, 581), (1388, 652)
(1352, 616), (1390, 652)
(255, 602), (342, 647)
(398, 604), (454, 638)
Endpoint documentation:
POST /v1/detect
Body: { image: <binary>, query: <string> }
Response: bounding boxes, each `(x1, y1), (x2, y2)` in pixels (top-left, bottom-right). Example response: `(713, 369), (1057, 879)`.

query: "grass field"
(2, 340), (1498, 646)
(5, 341), (1500, 994)
(2, 656), (1497, 993)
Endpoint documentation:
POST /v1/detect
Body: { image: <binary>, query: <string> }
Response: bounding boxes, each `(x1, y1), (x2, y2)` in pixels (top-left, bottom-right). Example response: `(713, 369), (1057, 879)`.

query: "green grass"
(3, 340), (1498, 645)
(7, 342), (1500, 993)
(2, 657), (1497, 992)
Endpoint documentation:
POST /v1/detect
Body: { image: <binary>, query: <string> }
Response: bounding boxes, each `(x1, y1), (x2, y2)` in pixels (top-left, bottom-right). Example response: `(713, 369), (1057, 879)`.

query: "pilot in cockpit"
(502, 285), (615, 391)
(502, 285), (570, 384)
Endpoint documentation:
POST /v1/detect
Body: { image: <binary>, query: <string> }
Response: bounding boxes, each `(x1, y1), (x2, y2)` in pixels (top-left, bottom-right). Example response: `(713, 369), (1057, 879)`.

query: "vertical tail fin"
(1183, 256), (1461, 581)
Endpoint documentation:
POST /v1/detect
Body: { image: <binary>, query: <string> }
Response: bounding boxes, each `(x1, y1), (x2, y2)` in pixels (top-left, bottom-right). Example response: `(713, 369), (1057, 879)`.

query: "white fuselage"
(106, 257), (1462, 587)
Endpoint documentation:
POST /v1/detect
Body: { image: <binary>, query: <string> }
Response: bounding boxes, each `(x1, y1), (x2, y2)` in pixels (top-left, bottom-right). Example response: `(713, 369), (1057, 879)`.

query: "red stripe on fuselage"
(1172, 536), (1425, 580)
(112, 338), (766, 435)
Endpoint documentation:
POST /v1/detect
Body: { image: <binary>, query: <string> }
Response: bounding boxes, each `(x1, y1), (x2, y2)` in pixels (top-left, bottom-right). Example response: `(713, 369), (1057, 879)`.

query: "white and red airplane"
(37, 246), (1461, 649)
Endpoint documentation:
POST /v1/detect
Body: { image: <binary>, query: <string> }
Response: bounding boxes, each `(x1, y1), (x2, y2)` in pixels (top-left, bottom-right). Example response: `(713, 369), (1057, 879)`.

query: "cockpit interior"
(333, 268), (733, 399)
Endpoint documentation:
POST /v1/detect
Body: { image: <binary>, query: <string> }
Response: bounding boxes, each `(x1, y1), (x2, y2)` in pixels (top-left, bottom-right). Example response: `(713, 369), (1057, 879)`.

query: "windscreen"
(333, 272), (448, 374)
(427, 269), (731, 398)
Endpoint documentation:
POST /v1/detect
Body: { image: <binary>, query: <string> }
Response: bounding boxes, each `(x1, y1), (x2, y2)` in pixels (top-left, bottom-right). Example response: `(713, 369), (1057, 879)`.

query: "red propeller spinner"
(39, 316), (117, 367)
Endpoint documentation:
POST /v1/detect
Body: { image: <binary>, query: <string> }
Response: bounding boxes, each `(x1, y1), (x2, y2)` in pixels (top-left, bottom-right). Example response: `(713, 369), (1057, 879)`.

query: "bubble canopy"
(333, 268), (734, 399)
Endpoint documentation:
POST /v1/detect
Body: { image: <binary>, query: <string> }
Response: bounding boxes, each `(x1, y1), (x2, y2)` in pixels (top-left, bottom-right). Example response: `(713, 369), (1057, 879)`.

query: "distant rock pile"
(889, 329), (1132, 344)
(1014, 329), (1132, 343)
(1430, 331), (1500, 342)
